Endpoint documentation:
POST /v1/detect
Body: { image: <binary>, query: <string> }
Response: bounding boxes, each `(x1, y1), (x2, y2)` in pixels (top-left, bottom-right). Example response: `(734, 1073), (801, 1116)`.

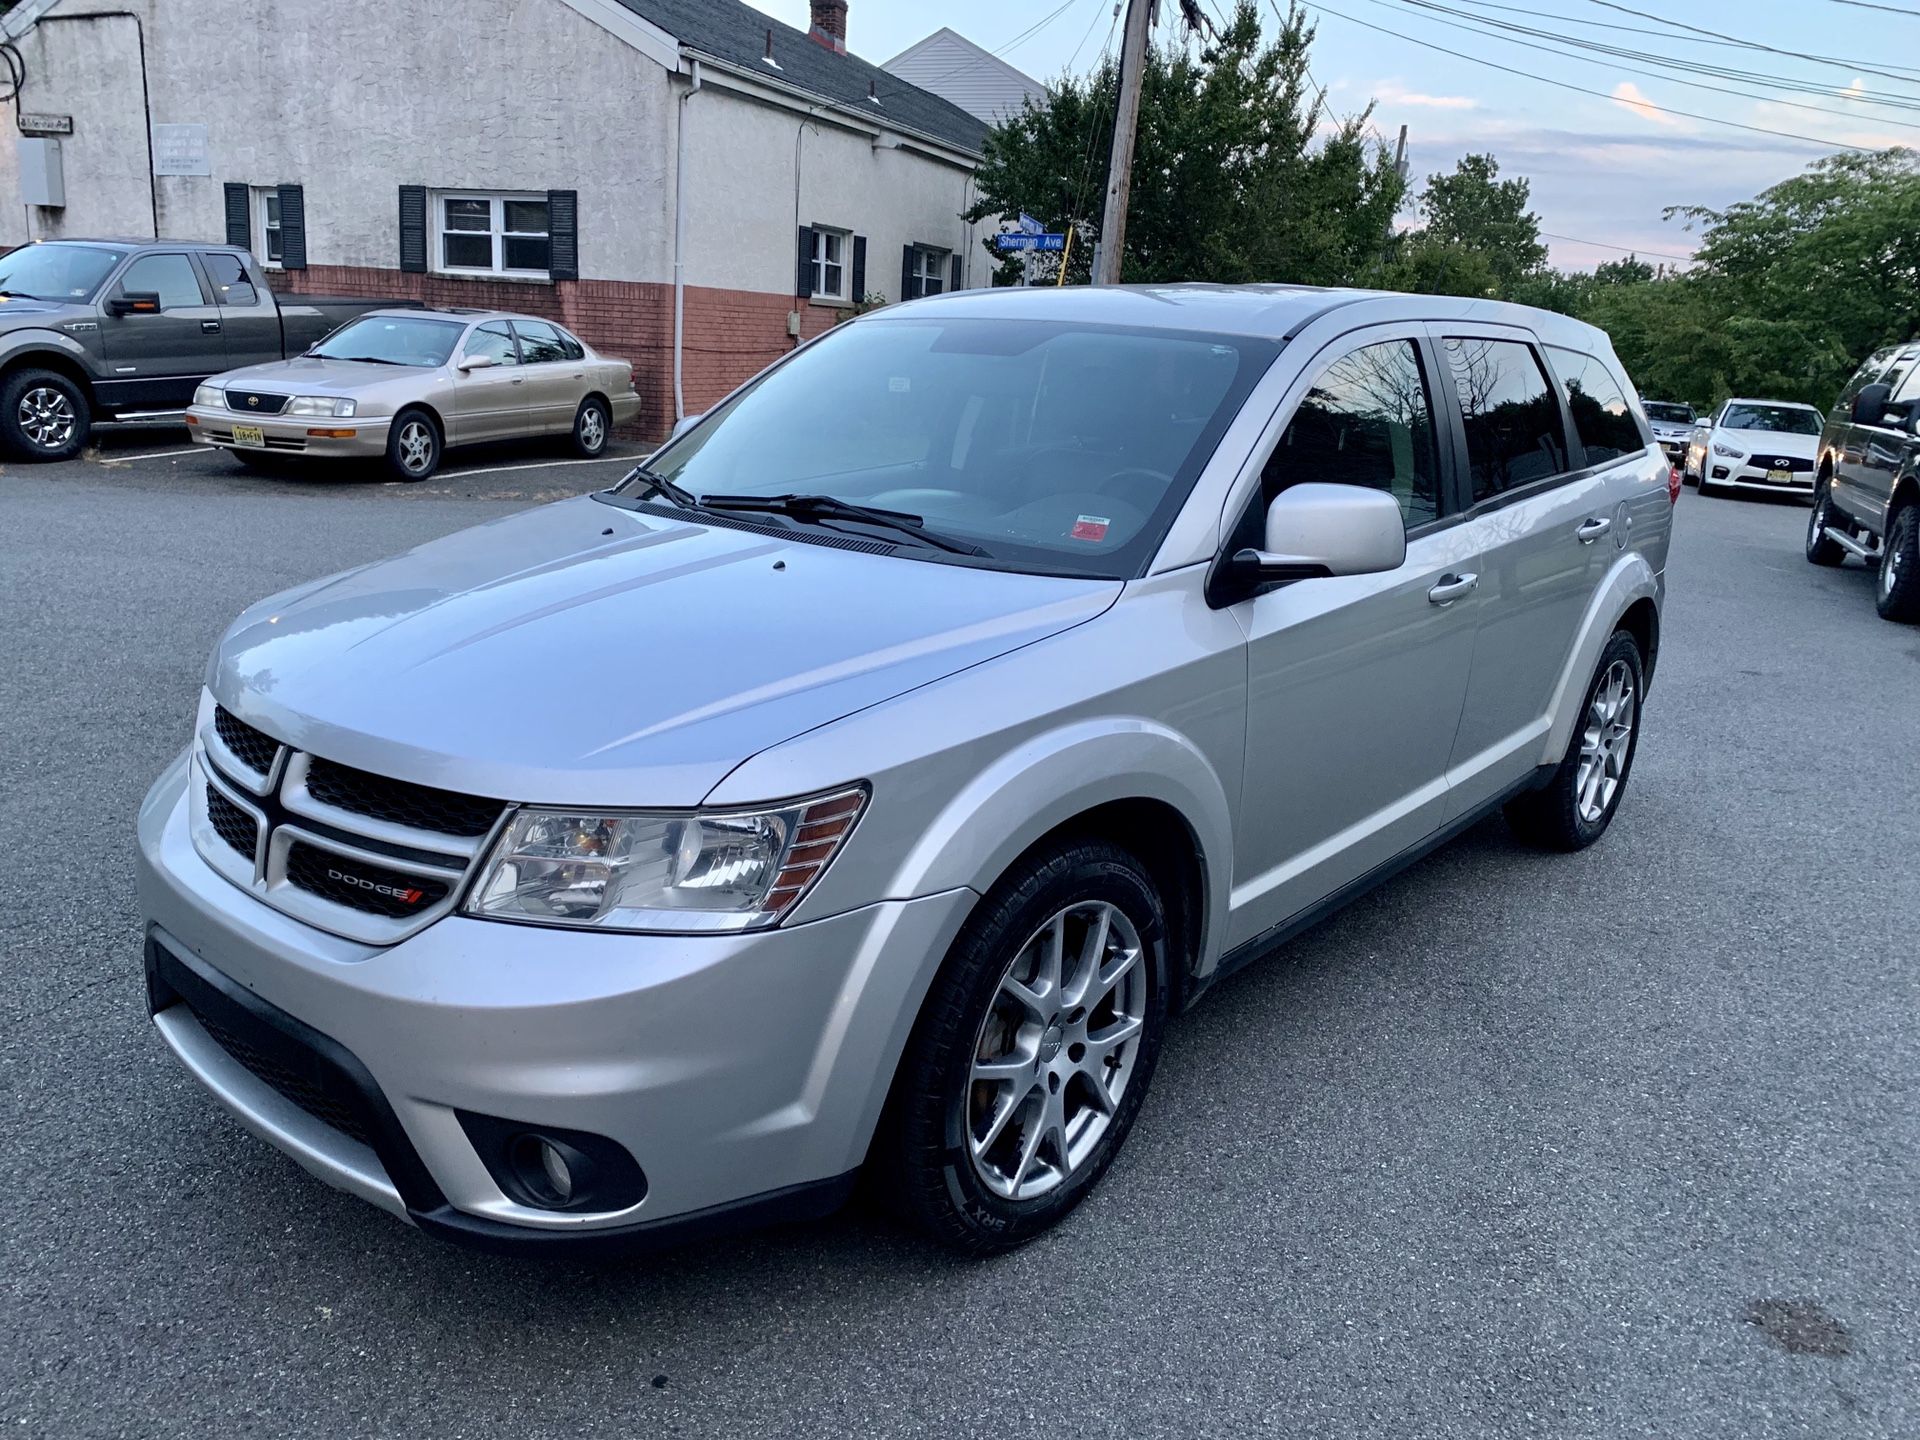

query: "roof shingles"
(615, 0), (990, 155)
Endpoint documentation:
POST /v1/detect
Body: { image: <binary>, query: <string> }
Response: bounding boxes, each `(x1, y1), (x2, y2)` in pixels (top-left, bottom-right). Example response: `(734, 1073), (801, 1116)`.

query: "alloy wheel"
(1576, 658), (1636, 825)
(966, 901), (1147, 1202)
(18, 386), (75, 450)
(580, 407), (606, 452)
(397, 420), (434, 475)
(1884, 512), (1911, 600)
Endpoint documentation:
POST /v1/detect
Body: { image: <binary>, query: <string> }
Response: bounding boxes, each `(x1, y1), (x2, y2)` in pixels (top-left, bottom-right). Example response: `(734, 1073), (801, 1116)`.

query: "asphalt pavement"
(2, 438), (1915, 1438)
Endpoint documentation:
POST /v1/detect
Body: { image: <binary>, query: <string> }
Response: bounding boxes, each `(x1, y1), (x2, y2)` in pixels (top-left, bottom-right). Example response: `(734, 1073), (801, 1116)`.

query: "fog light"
(458, 1111), (647, 1213)
(537, 1138), (573, 1203)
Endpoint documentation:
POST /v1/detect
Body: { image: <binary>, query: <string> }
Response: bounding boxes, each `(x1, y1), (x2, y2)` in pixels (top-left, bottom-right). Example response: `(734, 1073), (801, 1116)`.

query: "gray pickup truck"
(0, 238), (406, 460)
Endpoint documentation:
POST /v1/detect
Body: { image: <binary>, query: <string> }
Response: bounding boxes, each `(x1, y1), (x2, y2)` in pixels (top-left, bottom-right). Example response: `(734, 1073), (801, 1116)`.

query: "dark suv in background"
(1809, 342), (1920, 621)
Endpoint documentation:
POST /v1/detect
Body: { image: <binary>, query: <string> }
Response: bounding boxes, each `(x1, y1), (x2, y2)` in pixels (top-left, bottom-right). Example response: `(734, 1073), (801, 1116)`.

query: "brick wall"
(270, 268), (843, 441)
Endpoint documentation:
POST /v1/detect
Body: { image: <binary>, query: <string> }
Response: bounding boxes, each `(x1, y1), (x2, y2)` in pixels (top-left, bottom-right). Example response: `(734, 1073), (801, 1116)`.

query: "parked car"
(1694, 398), (1823, 497)
(0, 238), (403, 461)
(1641, 400), (1696, 468)
(138, 285), (1672, 1255)
(187, 308), (640, 481)
(1807, 342), (1920, 621)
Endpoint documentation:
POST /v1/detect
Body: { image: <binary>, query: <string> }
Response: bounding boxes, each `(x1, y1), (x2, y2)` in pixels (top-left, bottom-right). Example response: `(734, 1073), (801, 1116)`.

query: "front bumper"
(137, 752), (976, 1251)
(1705, 457), (1815, 493)
(187, 405), (391, 459)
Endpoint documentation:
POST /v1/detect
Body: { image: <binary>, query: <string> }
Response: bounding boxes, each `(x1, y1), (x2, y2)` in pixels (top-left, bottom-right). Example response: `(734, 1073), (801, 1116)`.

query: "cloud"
(1611, 81), (1689, 130)
(1376, 79), (1478, 111)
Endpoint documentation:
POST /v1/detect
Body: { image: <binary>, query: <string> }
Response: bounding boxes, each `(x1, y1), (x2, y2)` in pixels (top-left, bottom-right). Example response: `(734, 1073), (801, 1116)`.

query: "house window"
(435, 193), (550, 276)
(913, 246), (948, 298)
(252, 187), (282, 267)
(811, 228), (849, 301)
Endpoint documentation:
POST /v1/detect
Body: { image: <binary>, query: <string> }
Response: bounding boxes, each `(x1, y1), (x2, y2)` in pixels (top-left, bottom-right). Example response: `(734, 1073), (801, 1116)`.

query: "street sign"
(1017, 212), (1045, 236)
(995, 233), (1066, 252)
(18, 113), (72, 136)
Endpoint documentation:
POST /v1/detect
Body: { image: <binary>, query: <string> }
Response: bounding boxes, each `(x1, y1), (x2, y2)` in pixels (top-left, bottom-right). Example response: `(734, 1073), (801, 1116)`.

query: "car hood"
(211, 496), (1120, 807)
(210, 355), (431, 395)
(0, 296), (90, 325)
(1715, 428), (1819, 459)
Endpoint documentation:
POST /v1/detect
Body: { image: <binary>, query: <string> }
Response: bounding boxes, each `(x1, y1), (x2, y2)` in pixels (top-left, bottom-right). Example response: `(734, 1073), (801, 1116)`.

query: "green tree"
(966, 2), (1404, 287)
(1388, 153), (1548, 298)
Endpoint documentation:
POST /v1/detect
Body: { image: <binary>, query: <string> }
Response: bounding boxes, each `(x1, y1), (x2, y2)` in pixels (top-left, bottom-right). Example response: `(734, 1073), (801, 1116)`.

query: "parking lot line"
(97, 446), (212, 462)
(433, 454), (643, 481)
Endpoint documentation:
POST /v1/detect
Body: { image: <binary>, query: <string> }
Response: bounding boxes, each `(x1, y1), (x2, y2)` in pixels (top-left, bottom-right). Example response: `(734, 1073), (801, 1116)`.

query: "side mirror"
(456, 353), (494, 372)
(1210, 483), (1407, 605)
(105, 291), (161, 317)
(1852, 381), (1893, 424)
(670, 411), (703, 441)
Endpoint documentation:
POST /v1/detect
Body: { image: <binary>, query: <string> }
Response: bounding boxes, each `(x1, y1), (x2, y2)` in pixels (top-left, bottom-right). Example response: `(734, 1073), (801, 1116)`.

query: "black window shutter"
(949, 252), (962, 294)
(901, 244), (916, 301)
(398, 185), (428, 273)
(547, 189), (578, 281)
(276, 184), (306, 270)
(224, 183), (249, 249)
(796, 225), (814, 297)
(850, 235), (866, 302)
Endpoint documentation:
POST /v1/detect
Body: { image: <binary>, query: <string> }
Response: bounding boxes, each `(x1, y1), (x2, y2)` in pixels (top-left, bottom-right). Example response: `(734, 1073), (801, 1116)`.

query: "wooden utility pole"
(1095, 0), (1154, 286)
(1382, 124), (1409, 262)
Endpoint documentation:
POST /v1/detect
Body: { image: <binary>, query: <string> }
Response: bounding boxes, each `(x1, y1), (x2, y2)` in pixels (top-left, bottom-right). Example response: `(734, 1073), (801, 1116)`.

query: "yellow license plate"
(1767, 467), (1791, 484)
(231, 424), (265, 448)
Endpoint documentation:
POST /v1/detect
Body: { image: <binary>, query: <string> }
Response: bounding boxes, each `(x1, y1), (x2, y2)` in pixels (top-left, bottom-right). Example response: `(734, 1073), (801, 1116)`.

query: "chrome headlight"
(192, 384), (225, 409)
(463, 787), (867, 933)
(1712, 442), (1744, 458)
(286, 395), (357, 418)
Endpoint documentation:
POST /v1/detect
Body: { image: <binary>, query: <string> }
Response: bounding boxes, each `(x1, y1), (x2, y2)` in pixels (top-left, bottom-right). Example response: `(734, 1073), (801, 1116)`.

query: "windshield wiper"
(698, 492), (990, 557)
(0, 289), (40, 300)
(621, 465), (699, 510)
(328, 354), (403, 365)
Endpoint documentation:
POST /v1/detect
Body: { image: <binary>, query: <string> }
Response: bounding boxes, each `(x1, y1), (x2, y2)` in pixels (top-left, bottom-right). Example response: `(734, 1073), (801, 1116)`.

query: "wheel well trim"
(0, 338), (97, 399)
(391, 400), (444, 437)
(1535, 553), (1661, 768)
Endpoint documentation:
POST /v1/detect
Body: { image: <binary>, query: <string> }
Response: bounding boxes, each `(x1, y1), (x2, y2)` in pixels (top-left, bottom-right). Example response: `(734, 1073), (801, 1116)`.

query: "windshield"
(628, 317), (1276, 578)
(1643, 402), (1694, 423)
(310, 314), (464, 366)
(1720, 403), (1821, 436)
(0, 242), (129, 301)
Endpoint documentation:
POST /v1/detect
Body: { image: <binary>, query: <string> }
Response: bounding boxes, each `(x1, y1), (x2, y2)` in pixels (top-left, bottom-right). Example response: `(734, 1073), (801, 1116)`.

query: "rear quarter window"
(1547, 346), (1648, 466)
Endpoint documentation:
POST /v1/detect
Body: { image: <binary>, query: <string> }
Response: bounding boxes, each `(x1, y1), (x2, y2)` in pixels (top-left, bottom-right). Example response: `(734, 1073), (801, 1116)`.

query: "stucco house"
(0, 0), (990, 435)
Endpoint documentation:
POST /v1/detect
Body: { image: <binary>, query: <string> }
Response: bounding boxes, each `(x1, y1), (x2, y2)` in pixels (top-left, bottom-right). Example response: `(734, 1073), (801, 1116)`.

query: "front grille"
(305, 756), (504, 838)
(213, 706), (279, 775)
(284, 840), (452, 918)
(205, 786), (257, 858)
(1757, 456), (1812, 472)
(191, 1003), (372, 1147)
(223, 389), (289, 416)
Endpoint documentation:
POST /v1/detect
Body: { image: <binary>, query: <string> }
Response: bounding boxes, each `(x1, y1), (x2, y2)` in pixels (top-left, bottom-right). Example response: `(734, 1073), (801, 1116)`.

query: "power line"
(1307, 0), (1872, 151)
(1539, 230), (1693, 263)
(1575, 0), (1920, 87)
(1827, 0), (1920, 15)
(1374, 0), (1920, 128)
(1065, 0), (1113, 72)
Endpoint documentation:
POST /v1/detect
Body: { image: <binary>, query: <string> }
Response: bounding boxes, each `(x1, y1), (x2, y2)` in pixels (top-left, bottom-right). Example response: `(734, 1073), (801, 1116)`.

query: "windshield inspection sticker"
(1070, 515), (1110, 543)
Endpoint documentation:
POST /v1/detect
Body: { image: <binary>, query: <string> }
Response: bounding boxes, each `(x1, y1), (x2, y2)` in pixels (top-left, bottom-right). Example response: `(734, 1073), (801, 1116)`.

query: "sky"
(744, 0), (1920, 271)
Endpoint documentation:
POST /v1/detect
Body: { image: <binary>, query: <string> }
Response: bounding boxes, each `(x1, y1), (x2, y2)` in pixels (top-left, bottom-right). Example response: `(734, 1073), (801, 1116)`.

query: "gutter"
(672, 56), (702, 425)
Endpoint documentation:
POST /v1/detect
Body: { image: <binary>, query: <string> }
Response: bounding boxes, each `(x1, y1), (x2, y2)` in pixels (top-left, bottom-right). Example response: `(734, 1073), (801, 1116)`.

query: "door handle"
(201, 319), (221, 334)
(1427, 572), (1479, 606)
(1576, 517), (1612, 543)
(511, 377), (524, 385)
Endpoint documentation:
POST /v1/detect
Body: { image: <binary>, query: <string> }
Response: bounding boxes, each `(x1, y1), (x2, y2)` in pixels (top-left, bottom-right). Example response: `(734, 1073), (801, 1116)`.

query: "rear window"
(1443, 338), (1569, 502)
(1548, 346), (1646, 467)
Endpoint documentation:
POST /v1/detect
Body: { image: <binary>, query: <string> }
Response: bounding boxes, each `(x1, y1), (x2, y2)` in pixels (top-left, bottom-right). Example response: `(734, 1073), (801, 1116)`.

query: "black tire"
(571, 396), (611, 457)
(1505, 630), (1646, 852)
(0, 366), (90, 461)
(385, 407), (441, 482)
(1806, 476), (1846, 567)
(1876, 502), (1920, 623)
(879, 839), (1172, 1255)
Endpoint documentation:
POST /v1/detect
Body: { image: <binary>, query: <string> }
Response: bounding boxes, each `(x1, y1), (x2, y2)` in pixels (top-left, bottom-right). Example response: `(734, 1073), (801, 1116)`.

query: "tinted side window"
(1837, 346), (1899, 408)
(1547, 346), (1643, 466)
(118, 254), (205, 310)
(201, 253), (258, 308)
(462, 322), (519, 366)
(513, 320), (568, 364)
(1872, 344), (1920, 403)
(1263, 339), (1440, 528)
(1443, 338), (1568, 502)
(554, 326), (585, 362)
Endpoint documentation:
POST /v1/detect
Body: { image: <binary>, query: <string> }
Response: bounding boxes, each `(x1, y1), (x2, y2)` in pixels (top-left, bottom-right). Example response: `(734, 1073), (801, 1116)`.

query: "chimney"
(808, 0), (847, 54)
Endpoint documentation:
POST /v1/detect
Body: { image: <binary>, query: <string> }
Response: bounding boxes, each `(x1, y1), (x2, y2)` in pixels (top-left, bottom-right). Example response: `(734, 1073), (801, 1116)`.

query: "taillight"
(1667, 465), (1682, 504)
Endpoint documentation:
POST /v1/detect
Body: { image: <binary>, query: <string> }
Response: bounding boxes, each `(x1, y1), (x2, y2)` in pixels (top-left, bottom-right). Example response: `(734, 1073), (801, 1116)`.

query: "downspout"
(672, 57), (702, 425)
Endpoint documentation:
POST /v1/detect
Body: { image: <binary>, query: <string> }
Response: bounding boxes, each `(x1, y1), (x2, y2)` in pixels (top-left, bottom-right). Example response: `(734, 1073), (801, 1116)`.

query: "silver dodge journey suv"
(138, 285), (1672, 1254)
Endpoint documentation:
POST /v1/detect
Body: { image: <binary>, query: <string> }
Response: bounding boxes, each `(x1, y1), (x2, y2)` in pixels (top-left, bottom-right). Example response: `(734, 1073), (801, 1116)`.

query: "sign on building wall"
(151, 124), (211, 176)
(19, 114), (74, 136)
